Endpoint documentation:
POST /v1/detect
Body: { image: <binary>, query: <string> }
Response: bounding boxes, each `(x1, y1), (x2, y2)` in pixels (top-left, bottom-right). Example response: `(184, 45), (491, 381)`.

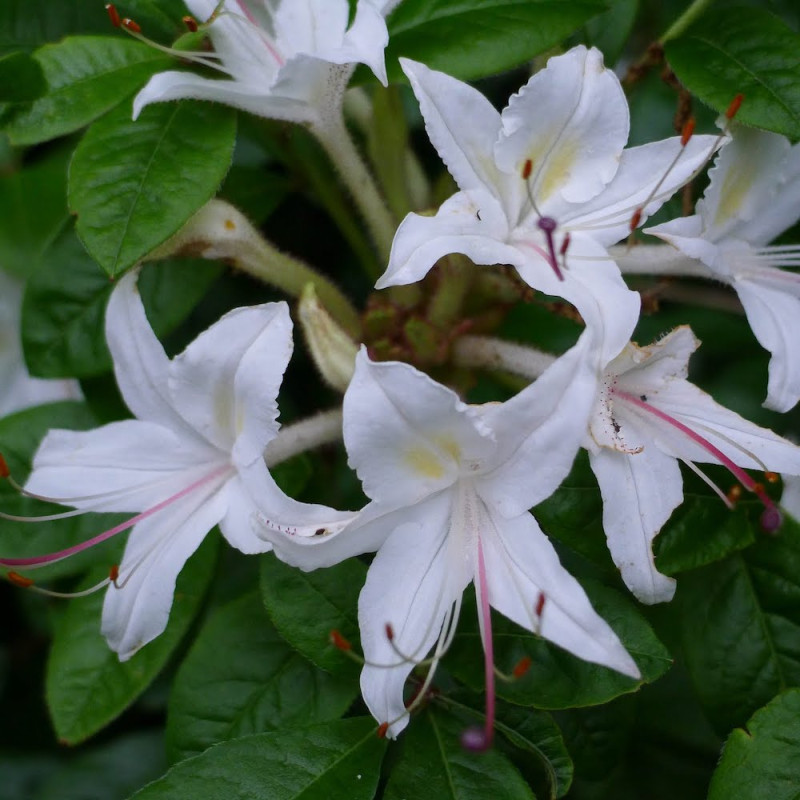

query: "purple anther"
(460, 726), (491, 752)
(537, 216), (557, 233)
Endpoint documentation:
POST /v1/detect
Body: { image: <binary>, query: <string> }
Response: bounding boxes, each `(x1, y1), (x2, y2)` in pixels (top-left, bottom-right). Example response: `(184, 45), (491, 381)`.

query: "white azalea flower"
(132, 0), (389, 125)
(267, 342), (640, 741)
(588, 326), (800, 604)
(0, 270), (81, 417)
(378, 46), (718, 364)
(782, 475), (800, 522)
(1, 269), (349, 660)
(646, 127), (800, 412)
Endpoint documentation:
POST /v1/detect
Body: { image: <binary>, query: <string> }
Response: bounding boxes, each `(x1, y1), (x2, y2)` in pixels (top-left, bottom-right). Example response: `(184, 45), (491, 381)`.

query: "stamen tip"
(7, 571), (34, 589)
(521, 159), (532, 180)
(629, 208), (643, 232)
(726, 93), (744, 120)
(329, 629), (352, 651)
(182, 15), (199, 32)
(760, 507), (783, 535)
(377, 722), (389, 739)
(105, 3), (121, 27)
(0, 453), (9, 479)
(121, 17), (141, 33)
(512, 656), (532, 679)
(385, 623), (395, 642)
(681, 118), (696, 146)
(460, 726), (491, 752)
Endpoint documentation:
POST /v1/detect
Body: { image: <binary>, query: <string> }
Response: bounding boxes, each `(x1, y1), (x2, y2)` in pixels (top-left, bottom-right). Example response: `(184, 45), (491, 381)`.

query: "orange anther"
(109, 564), (120, 585)
(377, 722), (389, 739)
(121, 17), (141, 33)
(385, 623), (395, 642)
(8, 571), (34, 589)
(105, 3), (121, 27)
(522, 159), (533, 180)
(182, 15), (199, 32)
(727, 484), (742, 504)
(765, 471), (780, 484)
(559, 232), (571, 256)
(680, 118), (696, 147)
(629, 208), (643, 233)
(512, 656), (532, 678)
(535, 592), (546, 617)
(0, 453), (9, 479)
(726, 94), (744, 120)
(329, 629), (352, 651)
(224, 218), (236, 231)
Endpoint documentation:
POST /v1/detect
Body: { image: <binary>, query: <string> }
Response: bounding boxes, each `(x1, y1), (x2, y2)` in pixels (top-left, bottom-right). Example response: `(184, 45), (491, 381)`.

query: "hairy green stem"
(264, 408), (344, 468)
(609, 244), (715, 277)
(452, 335), (555, 380)
(660, 0), (716, 43)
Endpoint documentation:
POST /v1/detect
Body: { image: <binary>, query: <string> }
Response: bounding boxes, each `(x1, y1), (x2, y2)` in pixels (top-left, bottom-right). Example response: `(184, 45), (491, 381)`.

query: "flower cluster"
(3, 4), (800, 754)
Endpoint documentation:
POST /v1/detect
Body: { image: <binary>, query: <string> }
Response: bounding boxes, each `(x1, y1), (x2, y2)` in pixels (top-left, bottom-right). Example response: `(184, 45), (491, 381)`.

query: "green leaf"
(654, 494), (758, 575)
(36, 731), (168, 800)
(6, 37), (171, 146)
(0, 51), (45, 102)
(584, 0), (638, 64)
(260, 555), (366, 675)
(708, 689), (800, 800)
(129, 719), (386, 800)
(385, 0), (607, 83)
(22, 224), (221, 378)
(678, 517), (800, 733)
(384, 706), (535, 800)
(69, 99), (236, 276)
(166, 592), (358, 763)
(0, 145), (70, 279)
(0, 401), (125, 582)
(46, 534), (219, 744)
(666, 9), (800, 140)
(449, 581), (672, 709)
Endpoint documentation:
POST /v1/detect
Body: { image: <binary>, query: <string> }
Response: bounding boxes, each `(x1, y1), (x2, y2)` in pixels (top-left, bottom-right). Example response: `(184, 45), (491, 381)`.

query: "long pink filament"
(476, 537), (495, 748)
(0, 466), (230, 569)
(614, 389), (776, 510)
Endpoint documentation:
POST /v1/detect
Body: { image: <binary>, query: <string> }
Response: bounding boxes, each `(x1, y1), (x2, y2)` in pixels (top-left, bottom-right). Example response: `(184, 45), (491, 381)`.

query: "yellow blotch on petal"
(714, 162), (757, 226)
(404, 435), (461, 480)
(536, 138), (578, 204)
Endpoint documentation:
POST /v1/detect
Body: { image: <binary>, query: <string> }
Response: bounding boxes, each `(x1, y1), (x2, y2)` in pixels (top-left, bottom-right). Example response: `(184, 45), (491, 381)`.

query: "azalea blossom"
(0, 270), (81, 417)
(587, 326), (800, 603)
(0, 270), (348, 659)
(132, 0), (389, 125)
(264, 342), (640, 741)
(378, 46), (719, 364)
(645, 127), (800, 412)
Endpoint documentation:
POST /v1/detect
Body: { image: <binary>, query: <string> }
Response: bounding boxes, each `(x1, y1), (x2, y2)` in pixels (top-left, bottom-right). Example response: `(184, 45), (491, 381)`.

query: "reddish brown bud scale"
(0, 452), (9, 479)
(513, 656), (532, 678)
(377, 722), (389, 739)
(182, 15), (199, 32)
(726, 94), (744, 120)
(522, 159), (533, 180)
(680, 118), (696, 147)
(765, 471), (780, 484)
(121, 17), (141, 33)
(329, 629), (352, 651)
(629, 208), (643, 233)
(8, 571), (34, 588)
(105, 3), (121, 27)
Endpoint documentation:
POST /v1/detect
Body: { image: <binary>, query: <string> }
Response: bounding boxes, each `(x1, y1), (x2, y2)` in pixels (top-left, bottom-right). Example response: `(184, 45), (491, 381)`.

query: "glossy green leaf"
(0, 401), (124, 582)
(678, 518), (800, 733)
(0, 145), (70, 279)
(666, 9), (800, 140)
(166, 592), (358, 763)
(584, 0), (638, 64)
(0, 51), (45, 102)
(449, 581), (671, 709)
(6, 37), (171, 146)
(385, 0), (608, 82)
(708, 689), (800, 800)
(46, 534), (219, 744)
(384, 707), (535, 800)
(129, 719), (386, 800)
(36, 732), (168, 800)
(69, 99), (236, 276)
(22, 225), (221, 378)
(260, 554), (366, 675)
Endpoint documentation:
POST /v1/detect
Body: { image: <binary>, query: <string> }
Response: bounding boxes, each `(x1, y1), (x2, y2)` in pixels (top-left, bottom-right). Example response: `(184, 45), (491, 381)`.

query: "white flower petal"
(101, 477), (229, 660)
(343, 351), (493, 507)
(358, 492), (467, 738)
(273, 0), (349, 56)
(478, 334), (597, 516)
(735, 275), (800, 412)
(565, 136), (719, 246)
(400, 59), (508, 200)
(105, 271), (192, 434)
(483, 507), (640, 678)
(613, 326), (698, 389)
(782, 475), (800, 521)
(497, 46), (628, 207)
(167, 302), (292, 460)
(25, 421), (218, 513)
(339, 0), (388, 84)
(133, 71), (312, 123)
(378, 190), (518, 289)
(589, 447), (681, 604)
